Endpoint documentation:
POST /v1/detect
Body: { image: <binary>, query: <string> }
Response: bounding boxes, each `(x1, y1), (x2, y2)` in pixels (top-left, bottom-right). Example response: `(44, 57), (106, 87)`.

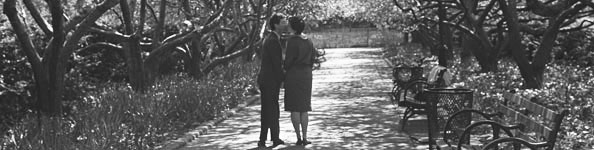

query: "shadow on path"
(180, 48), (430, 150)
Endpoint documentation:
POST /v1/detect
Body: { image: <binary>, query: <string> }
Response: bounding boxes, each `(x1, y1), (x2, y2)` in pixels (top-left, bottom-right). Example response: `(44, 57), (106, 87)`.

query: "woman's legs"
(300, 112), (309, 141)
(290, 112), (302, 141)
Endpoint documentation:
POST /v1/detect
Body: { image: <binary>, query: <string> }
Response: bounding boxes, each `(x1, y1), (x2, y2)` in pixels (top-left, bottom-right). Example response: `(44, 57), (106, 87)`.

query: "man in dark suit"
(257, 14), (287, 147)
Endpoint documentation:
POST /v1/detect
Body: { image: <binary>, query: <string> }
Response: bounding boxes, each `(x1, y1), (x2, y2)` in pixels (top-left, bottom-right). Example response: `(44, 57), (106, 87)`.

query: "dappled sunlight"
(180, 48), (432, 150)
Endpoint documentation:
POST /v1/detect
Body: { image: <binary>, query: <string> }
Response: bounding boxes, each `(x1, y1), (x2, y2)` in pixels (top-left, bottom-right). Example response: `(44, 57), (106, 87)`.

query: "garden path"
(179, 48), (433, 150)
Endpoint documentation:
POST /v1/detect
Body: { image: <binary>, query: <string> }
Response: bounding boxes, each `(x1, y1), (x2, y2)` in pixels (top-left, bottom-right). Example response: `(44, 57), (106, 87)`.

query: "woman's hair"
(269, 14), (284, 31)
(288, 16), (305, 35)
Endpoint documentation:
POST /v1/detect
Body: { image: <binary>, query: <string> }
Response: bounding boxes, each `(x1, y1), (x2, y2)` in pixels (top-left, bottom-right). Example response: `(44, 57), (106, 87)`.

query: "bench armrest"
(457, 120), (524, 149)
(390, 83), (399, 105)
(443, 109), (503, 147)
(482, 137), (549, 150)
(401, 79), (431, 103)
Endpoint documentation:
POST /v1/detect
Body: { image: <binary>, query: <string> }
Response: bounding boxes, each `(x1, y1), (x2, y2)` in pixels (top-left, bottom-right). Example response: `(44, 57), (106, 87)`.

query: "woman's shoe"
(257, 141), (266, 147)
(295, 139), (303, 146)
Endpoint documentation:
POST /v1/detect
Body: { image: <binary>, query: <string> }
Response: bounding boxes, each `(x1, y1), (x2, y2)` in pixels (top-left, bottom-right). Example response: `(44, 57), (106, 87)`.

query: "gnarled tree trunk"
(4, 0), (119, 115)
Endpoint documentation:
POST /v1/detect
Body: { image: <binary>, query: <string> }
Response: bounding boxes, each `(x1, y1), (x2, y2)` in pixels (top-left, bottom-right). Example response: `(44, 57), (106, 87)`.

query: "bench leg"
(401, 107), (413, 131)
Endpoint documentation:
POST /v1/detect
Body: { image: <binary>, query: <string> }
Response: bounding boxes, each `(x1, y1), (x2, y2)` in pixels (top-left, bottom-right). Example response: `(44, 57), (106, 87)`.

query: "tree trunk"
(6, 0), (119, 115)
(8, 0), (66, 116)
(187, 38), (204, 79)
(437, 0), (453, 67)
(121, 0), (147, 92)
(500, 0), (584, 89)
(5, 0), (51, 114)
(460, 35), (475, 68)
(152, 0), (167, 48)
(499, 0), (540, 89)
(460, 0), (477, 68)
(46, 0), (66, 115)
(23, 0), (53, 36)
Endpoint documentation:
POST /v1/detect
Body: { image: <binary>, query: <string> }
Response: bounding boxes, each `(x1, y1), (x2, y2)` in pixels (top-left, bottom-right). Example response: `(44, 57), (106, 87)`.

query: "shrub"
(460, 60), (594, 149)
(1, 59), (259, 149)
(384, 43), (594, 149)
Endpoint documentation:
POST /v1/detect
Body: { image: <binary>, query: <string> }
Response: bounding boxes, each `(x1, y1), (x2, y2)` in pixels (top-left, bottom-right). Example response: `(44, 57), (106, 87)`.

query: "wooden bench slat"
(497, 104), (553, 142)
(457, 92), (567, 149)
(503, 92), (559, 126)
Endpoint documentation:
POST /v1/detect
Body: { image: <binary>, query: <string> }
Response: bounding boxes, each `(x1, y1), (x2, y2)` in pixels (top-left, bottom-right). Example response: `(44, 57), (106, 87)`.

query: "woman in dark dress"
(284, 16), (314, 146)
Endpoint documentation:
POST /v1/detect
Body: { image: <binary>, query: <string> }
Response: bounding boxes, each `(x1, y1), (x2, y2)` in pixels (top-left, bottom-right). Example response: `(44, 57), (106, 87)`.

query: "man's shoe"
(257, 141), (266, 147)
(272, 139), (285, 147)
(302, 140), (311, 146)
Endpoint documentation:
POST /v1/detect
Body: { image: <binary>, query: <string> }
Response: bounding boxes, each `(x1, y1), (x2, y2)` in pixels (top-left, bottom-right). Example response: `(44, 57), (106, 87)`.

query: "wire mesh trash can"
(424, 88), (473, 150)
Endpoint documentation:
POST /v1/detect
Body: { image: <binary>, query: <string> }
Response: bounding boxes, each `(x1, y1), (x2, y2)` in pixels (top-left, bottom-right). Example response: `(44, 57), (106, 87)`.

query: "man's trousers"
(259, 83), (281, 142)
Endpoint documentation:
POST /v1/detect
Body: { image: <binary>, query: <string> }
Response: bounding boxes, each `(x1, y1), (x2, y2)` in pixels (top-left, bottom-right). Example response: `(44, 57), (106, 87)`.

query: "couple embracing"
(257, 14), (316, 147)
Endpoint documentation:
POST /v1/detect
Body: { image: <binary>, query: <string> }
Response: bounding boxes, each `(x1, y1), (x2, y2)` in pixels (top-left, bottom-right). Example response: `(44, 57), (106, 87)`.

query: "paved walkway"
(179, 48), (429, 150)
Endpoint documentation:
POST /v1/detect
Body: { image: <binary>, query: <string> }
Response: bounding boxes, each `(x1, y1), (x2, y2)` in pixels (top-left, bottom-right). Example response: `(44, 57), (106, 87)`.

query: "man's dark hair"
(269, 14), (284, 31)
(289, 16), (305, 35)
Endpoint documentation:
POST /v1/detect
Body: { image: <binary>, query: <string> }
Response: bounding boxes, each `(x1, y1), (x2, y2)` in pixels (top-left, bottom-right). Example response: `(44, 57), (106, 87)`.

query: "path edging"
(158, 95), (260, 150)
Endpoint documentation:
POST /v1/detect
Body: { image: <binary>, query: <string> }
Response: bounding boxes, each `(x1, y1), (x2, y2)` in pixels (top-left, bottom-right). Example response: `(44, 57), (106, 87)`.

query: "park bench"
(392, 65), (424, 86)
(392, 79), (434, 130)
(443, 91), (569, 150)
(390, 64), (452, 131)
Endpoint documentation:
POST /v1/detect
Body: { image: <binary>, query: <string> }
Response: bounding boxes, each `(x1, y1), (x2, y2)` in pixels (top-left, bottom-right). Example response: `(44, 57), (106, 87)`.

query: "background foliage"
(2, 0), (594, 149)
(1, 59), (258, 149)
(384, 42), (594, 149)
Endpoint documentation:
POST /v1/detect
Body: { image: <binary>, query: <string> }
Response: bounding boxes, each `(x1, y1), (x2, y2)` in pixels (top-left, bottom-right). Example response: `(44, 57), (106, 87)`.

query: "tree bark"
(502, 0), (586, 89)
(151, 0), (167, 48)
(23, 0), (53, 36)
(460, 0), (477, 68)
(46, 0), (66, 115)
(436, 0), (453, 67)
(121, 0), (146, 92)
(4, 0), (51, 114)
(458, 0), (500, 72)
(144, 0), (232, 80)
(180, 0), (193, 20)
(5, 0), (118, 115)
(500, 0), (539, 89)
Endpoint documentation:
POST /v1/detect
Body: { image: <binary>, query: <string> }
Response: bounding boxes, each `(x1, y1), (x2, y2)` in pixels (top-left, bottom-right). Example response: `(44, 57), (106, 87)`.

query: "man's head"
(269, 14), (288, 32)
(288, 16), (305, 35)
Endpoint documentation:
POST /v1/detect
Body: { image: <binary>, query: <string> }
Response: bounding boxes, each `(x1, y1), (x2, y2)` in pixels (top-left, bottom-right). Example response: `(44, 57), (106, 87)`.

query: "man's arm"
(269, 38), (283, 75)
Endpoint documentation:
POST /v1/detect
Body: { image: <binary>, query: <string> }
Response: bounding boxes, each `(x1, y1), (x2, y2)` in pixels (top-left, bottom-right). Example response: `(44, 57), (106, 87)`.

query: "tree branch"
(424, 18), (481, 42)
(78, 42), (124, 52)
(3, 0), (42, 66)
(526, 0), (579, 17)
(64, 14), (87, 32)
(46, 0), (65, 66)
(579, 0), (594, 8)
(202, 36), (251, 76)
(392, 0), (418, 20)
(180, 0), (192, 20)
(144, 0), (233, 73)
(519, 24), (545, 36)
(145, 1), (159, 22)
(137, 0), (148, 35)
(22, 0), (52, 36)
(87, 27), (131, 41)
(151, 0), (167, 48)
(62, 0), (120, 59)
(533, 3), (587, 67)
(560, 20), (594, 32)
